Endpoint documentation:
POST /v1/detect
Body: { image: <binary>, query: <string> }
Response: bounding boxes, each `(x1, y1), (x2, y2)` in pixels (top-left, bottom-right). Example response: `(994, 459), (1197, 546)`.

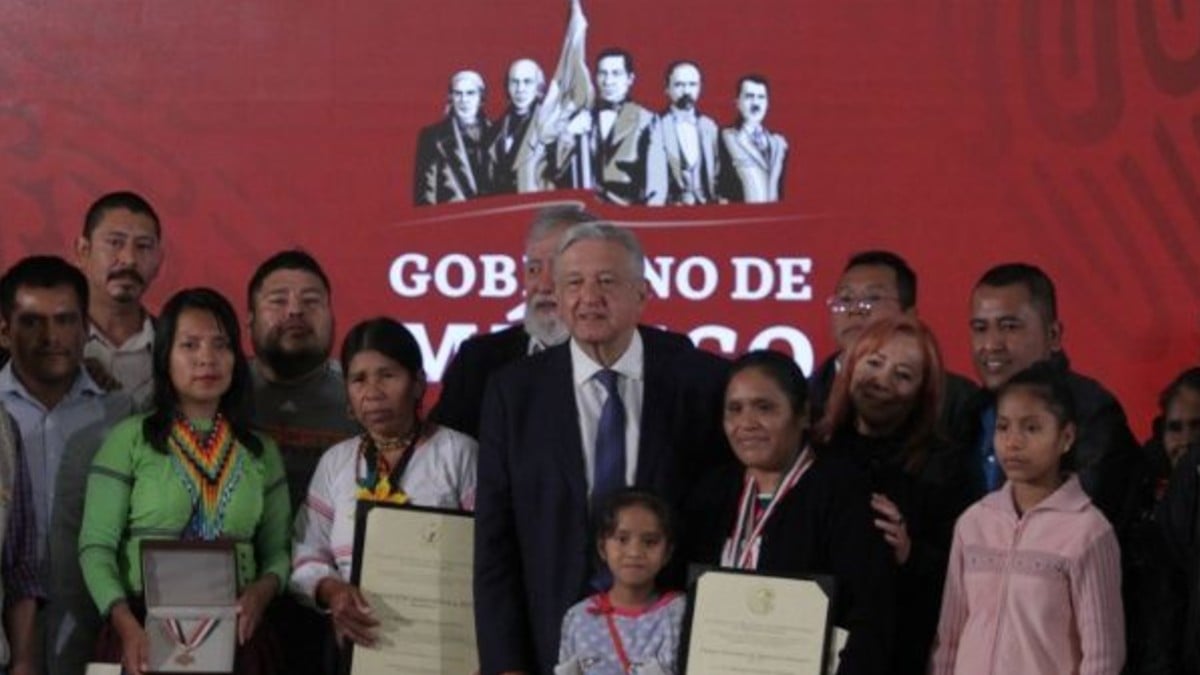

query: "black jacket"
(823, 427), (974, 675)
(682, 452), (896, 675)
(430, 324), (530, 439)
(950, 352), (1144, 532)
(1155, 443), (1200, 673)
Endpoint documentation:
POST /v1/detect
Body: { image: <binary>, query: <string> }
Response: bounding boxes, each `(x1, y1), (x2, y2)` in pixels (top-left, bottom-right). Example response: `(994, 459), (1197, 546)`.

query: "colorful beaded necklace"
(355, 422), (422, 505)
(167, 414), (243, 540)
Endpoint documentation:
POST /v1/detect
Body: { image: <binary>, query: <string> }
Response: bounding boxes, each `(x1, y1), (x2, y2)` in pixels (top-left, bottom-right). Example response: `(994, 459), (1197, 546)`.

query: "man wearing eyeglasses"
(809, 250), (977, 431)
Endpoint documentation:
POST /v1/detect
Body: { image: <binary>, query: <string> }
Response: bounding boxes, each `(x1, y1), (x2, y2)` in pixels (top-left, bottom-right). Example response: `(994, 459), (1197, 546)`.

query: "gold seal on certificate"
(346, 503), (478, 675)
(140, 541), (238, 674)
(683, 570), (835, 675)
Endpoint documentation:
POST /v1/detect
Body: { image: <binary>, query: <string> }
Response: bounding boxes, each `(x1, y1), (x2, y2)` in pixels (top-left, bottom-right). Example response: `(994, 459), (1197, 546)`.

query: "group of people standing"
(414, 54), (788, 207)
(0, 193), (1196, 675)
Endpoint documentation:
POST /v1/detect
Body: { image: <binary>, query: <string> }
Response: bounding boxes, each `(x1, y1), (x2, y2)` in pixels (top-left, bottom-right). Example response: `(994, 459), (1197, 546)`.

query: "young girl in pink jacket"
(930, 363), (1124, 674)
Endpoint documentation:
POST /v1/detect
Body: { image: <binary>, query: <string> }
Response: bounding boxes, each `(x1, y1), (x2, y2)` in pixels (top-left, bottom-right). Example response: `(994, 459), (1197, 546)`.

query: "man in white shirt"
(74, 191), (164, 411)
(474, 222), (729, 675)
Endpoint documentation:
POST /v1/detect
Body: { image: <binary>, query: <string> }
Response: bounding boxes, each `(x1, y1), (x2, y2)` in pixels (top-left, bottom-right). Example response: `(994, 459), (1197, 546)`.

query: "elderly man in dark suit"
(653, 60), (720, 206)
(430, 204), (597, 439)
(414, 70), (492, 205)
(474, 222), (729, 675)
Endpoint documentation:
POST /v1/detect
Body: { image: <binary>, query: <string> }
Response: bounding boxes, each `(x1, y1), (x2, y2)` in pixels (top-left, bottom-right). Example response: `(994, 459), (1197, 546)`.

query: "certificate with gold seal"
(681, 569), (835, 675)
(345, 502), (477, 675)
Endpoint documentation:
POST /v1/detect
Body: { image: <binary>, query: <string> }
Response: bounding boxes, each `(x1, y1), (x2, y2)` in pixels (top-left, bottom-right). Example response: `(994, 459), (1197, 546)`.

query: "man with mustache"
(75, 191), (164, 411)
(0, 256), (132, 675)
(247, 250), (358, 511)
(718, 75), (789, 203)
(654, 61), (720, 206)
(246, 250), (358, 675)
(432, 205), (597, 439)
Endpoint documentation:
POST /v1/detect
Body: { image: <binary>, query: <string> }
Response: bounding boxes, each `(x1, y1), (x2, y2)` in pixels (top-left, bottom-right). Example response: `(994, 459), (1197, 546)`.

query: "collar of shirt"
(88, 315), (154, 352)
(982, 473), (1091, 518)
(0, 362), (104, 409)
(670, 108), (698, 125)
(570, 331), (645, 388)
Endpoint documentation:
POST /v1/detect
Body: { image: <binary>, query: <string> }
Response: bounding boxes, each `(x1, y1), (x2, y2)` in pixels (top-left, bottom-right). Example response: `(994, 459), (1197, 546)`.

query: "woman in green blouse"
(79, 288), (290, 675)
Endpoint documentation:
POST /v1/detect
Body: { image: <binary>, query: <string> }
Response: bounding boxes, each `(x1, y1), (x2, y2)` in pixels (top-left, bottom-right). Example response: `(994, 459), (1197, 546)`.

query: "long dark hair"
(143, 288), (262, 455)
(340, 317), (426, 422)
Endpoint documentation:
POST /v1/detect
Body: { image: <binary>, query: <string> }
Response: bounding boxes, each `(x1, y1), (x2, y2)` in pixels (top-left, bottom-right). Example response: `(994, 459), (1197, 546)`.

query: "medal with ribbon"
(721, 445), (815, 570)
(157, 616), (221, 666)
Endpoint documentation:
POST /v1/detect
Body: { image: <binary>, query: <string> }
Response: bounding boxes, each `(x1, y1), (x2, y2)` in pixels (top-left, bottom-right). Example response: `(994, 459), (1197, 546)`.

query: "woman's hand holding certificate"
(317, 576), (381, 646)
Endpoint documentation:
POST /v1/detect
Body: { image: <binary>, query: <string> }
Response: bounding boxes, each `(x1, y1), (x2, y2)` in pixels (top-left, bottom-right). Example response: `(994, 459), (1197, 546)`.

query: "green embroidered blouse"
(79, 414), (291, 614)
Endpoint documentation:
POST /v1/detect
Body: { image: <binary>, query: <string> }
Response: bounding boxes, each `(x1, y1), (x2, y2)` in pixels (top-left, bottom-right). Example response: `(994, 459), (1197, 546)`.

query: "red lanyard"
(596, 594), (632, 674)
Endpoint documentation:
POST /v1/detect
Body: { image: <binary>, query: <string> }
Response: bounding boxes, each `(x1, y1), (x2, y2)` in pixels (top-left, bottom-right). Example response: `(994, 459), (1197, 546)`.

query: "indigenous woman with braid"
(79, 288), (290, 675)
(290, 317), (477, 648)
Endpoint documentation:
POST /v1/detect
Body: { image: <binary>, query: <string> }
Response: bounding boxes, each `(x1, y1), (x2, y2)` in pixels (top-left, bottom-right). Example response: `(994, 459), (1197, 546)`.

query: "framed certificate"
(680, 568), (836, 675)
(141, 540), (238, 674)
(343, 502), (477, 675)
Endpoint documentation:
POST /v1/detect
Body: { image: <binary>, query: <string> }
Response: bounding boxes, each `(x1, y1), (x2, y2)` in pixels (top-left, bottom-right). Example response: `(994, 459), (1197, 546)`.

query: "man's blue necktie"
(589, 368), (626, 591)
(592, 368), (627, 513)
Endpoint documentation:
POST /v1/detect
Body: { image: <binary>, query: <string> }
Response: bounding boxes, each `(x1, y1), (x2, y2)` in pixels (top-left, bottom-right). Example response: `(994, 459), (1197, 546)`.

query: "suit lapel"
(606, 104), (640, 152)
(733, 128), (769, 171)
(660, 114), (683, 181)
(699, 117), (718, 198)
(448, 120), (479, 195)
(635, 332), (672, 487)
(545, 347), (588, 503)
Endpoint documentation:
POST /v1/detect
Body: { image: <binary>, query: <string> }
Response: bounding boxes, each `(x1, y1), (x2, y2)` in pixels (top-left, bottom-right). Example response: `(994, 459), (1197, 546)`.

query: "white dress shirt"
(570, 332), (644, 495)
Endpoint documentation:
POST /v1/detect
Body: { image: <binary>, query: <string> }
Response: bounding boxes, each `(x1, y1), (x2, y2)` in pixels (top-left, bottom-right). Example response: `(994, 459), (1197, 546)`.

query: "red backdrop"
(2, 0), (1199, 436)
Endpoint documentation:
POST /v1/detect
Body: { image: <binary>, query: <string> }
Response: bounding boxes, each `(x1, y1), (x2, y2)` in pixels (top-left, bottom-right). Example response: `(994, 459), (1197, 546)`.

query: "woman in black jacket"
(815, 316), (974, 675)
(683, 349), (896, 675)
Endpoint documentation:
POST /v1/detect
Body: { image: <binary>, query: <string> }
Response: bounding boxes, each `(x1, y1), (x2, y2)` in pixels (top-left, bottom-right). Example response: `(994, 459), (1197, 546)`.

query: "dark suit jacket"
(430, 324), (530, 440)
(413, 115), (492, 205)
(473, 327), (730, 675)
(682, 453), (897, 675)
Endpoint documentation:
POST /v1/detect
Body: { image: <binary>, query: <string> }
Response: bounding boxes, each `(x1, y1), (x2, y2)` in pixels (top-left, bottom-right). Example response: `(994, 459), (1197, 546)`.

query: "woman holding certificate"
(683, 350), (896, 675)
(291, 317), (477, 647)
(79, 288), (291, 675)
(815, 317), (973, 674)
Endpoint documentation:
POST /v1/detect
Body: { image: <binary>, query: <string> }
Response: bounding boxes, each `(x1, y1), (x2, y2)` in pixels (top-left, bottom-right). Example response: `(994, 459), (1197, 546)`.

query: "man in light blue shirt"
(0, 256), (131, 675)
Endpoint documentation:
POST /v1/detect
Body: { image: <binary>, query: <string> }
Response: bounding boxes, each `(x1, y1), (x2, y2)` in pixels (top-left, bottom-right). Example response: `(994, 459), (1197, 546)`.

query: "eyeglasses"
(825, 294), (900, 314)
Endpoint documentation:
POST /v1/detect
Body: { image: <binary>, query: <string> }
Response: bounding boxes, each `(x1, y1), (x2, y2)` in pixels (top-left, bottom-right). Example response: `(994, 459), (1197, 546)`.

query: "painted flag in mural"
(538, 0), (594, 185)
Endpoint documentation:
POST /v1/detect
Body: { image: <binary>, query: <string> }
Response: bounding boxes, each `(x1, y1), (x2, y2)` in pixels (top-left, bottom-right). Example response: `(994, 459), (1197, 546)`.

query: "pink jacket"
(930, 475), (1124, 674)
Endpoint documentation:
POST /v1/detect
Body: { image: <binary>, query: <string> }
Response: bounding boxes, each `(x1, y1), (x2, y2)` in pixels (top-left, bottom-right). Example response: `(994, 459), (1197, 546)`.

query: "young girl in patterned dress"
(557, 489), (686, 675)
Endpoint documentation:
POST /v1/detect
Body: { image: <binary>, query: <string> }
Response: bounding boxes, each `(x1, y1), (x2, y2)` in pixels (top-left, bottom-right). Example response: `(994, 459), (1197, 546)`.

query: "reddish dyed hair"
(816, 316), (946, 473)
